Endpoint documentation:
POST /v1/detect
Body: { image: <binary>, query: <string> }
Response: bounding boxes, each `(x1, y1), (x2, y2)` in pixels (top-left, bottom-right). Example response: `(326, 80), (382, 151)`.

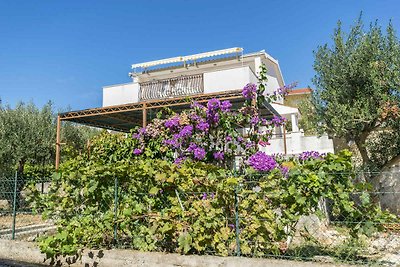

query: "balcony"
(139, 74), (204, 101)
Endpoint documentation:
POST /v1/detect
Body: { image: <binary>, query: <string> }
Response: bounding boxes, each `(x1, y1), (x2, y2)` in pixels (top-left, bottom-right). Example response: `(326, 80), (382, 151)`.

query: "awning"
(131, 47), (243, 69)
(59, 89), (277, 132)
(270, 103), (299, 116)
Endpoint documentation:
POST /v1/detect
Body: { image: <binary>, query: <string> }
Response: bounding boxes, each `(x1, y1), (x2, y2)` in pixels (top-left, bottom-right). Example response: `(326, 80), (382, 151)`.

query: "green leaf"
(149, 187), (160, 195)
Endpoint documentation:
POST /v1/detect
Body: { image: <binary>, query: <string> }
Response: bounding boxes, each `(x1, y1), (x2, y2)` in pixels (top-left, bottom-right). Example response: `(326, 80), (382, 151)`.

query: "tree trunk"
(354, 132), (370, 169)
(354, 132), (382, 205)
(381, 154), (400, 171)
(17, 159), (25, 176)
(16, 159), (26, 209)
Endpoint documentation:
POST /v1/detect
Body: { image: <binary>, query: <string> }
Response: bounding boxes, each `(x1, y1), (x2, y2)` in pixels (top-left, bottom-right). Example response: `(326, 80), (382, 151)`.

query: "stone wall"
(377, 156), (400, 215)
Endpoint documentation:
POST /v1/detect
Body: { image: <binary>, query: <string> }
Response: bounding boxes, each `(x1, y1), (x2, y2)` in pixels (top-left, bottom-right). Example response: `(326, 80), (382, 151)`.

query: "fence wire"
(1, 171), (400, 265)
(0, 173), (52, 240)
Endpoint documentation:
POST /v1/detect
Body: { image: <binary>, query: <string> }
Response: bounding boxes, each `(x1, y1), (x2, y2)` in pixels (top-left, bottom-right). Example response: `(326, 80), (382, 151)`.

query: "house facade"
(56, 48), (333, 168)
(102, 48), (284, 107)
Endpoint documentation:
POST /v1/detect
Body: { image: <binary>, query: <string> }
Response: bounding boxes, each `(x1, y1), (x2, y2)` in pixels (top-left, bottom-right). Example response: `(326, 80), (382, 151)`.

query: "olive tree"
(0, 101), (99, 176)
(0, 102), (55, 175)
(312, 17), (400, 176)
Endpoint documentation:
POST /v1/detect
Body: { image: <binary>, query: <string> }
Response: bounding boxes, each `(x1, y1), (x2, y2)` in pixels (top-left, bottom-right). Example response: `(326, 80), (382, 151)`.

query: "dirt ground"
(0, 214), (45, 230)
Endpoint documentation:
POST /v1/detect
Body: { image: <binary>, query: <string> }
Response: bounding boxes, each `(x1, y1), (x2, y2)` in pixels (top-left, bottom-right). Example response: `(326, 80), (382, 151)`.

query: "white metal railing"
(139, 74), (204, 101)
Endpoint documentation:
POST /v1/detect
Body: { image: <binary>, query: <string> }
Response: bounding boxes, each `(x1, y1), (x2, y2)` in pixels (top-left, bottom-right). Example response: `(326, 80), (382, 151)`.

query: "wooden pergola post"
(283, 124), (287, 155)
(142, 103), (147, 128)
(55, 115), (61, 170)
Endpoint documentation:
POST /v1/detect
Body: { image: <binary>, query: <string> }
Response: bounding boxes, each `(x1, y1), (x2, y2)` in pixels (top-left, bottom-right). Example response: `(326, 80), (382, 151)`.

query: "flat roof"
(287, 88), (312, 95)
(60, 90), (278, 132)
(131, 47), (243, 69)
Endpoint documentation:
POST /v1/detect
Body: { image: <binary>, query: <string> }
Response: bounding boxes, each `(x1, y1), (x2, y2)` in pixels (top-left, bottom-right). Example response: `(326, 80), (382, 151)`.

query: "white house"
(102, 47), (283, 107)
(57, 47), (333, 168)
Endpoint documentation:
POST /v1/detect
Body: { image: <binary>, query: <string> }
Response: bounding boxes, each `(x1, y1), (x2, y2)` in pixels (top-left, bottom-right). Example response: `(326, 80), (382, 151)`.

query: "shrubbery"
(31, 133), (395, 259)
(30, 66), (396, 260)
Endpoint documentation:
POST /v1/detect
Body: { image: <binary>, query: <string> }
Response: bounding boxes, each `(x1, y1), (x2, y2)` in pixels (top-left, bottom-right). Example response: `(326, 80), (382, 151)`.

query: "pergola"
(55, 90), (280, 169)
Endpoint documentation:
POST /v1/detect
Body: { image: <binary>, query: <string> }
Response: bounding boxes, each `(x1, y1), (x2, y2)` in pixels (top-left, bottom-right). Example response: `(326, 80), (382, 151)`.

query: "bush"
(33, 133), (395, 260)
(32, 67), (396, 260)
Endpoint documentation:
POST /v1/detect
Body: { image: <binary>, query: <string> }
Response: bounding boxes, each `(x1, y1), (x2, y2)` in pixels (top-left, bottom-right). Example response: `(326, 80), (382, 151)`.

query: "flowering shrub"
(32, 65), (395, 261)
(242, 83), (257, 99)
(33, 136), (396, 260)
(247, 151), (277, 172)
(131, 65), (294, 171)
(31, 129), (399, 261)
(298, 151), (325, 161)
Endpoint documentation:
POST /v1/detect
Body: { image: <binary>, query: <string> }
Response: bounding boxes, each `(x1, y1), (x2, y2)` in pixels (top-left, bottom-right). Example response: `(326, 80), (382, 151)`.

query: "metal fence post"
(113, 176), (118, 245)
(11, 171), (18, 240)
(234, 184), (241, 256)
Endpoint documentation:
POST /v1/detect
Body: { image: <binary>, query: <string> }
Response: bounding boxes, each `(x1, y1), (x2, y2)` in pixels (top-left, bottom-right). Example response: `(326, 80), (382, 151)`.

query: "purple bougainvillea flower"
(201, 193), (207, 200)
(206, 111), (220, 124)
(191, 101), (205, 109)
(279, 166), (289, 177)
(298, 151), (324, 161)
(174, 157), (186, 165)
(220, 100), (232, 112)
(189, 113), (200, 122)
(133, 148), (143, 155)
(245, 142), (255, 149)
(179, 125), (193, 138)
(207, 98), (221, 110)
(193, 147), (206, 160)
(226, 136), (233, 142)
(271, 115), (287, 127)
(132, 133), (141, 139)
(196, 120), (209, 132)
(247, 151), (277, 172)
(242, 83), (257, 99)
(258, 140), (270, 147)
(274, 82), (297, 97)
(187, 142), (197, 152)
(138, 127), (146, 135)
(260, 118), (267, 125)
(251, 116), (260, 125)
(213, 151), (224, 161)
(163, 139), (180, 148)
(164, 116), (180, 128)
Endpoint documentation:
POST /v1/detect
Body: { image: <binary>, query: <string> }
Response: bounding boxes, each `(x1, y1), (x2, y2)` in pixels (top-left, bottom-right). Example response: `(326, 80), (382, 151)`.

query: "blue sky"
(0, 0), (399, 111)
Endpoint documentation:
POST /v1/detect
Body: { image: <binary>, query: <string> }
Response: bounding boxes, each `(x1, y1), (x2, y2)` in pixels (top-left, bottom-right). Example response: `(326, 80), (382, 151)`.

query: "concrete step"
(0, 224), (55, 239)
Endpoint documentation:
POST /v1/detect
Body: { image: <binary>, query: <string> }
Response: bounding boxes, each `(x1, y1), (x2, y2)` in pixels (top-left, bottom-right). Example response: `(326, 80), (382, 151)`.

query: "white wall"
(102, 65), (282, 106)
(262, 132), (335, 155)
(204, 67), (257, 94)
(103, 83), (139, 107)
(265, 75), (280, 95)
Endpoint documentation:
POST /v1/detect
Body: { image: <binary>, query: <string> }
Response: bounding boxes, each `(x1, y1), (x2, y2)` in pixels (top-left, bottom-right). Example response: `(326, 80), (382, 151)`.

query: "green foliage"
(24, 164), (54, 181)
(32, 133), (396, 260)
(311, 15), (400, 171)
(61, 122), (101, 160)
(297, 98), (319, 136)
(0, 101), (100, 176)
(129, 64), (289, 168)
(0, 102), (55, 174)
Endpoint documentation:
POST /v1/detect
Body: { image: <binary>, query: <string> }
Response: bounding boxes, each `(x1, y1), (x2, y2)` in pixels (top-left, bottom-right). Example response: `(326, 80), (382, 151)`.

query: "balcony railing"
(139, 74), (204, 101)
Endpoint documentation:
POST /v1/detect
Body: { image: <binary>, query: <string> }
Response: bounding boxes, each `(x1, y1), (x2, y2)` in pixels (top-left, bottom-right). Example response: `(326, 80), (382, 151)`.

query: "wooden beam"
(283, 125), (287, 155)
(59, 90), (243, 121)
(142, 103), (147, 128)
(55, 115), (61, 170)
(104, 113), (142, 125)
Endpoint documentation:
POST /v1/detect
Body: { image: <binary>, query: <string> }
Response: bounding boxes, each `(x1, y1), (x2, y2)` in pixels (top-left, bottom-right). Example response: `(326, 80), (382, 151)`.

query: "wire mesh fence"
(1, 170), (400, 265)
(108, 171), (400, 265)
(0, 172), (52, 240)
